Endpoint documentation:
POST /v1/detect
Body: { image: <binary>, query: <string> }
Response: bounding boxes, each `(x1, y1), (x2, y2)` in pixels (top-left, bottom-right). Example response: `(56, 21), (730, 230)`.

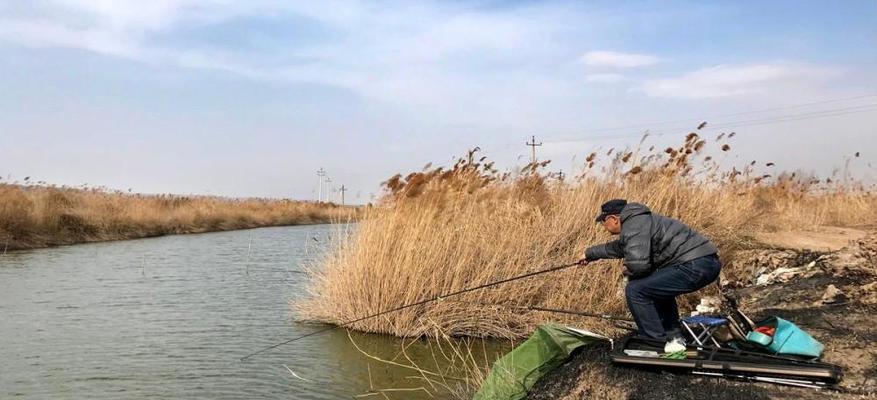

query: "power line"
(339, 184), (347, 206)
(545, 103), (877, 144)
(705, 104), (877, 130)
(526, 135), (542, 164)
(316, 168), (326, 202)
(560, 93), (877, 137)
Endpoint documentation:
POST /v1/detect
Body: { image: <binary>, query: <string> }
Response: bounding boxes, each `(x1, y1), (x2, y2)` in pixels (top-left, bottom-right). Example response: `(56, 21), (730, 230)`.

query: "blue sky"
(1, 1), (875, 201)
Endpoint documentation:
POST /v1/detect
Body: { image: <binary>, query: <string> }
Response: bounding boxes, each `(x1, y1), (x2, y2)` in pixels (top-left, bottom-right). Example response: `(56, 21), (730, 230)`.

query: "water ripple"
(0, 224), (487, 400)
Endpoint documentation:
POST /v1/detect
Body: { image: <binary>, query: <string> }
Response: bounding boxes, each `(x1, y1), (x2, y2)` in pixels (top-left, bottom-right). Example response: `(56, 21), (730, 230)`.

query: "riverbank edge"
(1, 217), (357, 252)
(1, 183), (362, 252)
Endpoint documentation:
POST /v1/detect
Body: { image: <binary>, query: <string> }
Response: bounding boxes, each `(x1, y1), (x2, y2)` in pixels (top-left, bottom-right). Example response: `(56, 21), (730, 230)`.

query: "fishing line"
(240, 261), (584, 361)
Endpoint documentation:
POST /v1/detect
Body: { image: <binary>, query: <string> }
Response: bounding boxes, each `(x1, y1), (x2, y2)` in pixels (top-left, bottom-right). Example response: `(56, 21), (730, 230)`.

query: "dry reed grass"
(0, 184), (358, 250)
(346, 320), (512, 400)
(297, 130), (876, 342)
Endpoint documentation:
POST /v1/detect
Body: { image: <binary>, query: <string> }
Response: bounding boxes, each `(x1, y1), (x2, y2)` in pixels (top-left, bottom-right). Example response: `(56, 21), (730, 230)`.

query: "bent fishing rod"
(445, 299), (634, 322)
(528, 306), (632, 322)
(240, 260), (585, 361)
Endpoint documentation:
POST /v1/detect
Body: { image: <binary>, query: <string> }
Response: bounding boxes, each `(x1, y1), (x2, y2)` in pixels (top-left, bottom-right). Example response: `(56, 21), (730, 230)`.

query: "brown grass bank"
(297, 131), (876, 340)
(0, 184), (358, 251)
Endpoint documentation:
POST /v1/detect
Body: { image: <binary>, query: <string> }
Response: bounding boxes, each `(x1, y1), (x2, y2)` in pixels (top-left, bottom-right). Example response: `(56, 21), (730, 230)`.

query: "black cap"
(595, 199), (627, 222)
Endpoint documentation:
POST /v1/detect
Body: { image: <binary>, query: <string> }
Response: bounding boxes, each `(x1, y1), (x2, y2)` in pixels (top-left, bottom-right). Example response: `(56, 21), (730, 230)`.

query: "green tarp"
(473, 325), (609, 400)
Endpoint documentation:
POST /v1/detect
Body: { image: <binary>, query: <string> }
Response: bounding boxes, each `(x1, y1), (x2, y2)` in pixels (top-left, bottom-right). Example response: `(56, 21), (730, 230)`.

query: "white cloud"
(48, 0), (195, 30)
(0, 1), (367, 63)
(0, 1), (568, 100)
(640, 63), (840, 99)
(0, 19), (143, 58)
(579, 50), (658, 68)
(584, 73), (627, 83)
(2, 1), (876, 198)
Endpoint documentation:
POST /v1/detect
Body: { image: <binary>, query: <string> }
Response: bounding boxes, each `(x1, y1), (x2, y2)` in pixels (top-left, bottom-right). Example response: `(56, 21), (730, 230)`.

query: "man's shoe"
(664, 336), (686, 353)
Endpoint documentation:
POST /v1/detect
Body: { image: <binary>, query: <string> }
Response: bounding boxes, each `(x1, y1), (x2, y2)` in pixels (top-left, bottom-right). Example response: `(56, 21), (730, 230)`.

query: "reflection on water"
(0, 225), (508, 399)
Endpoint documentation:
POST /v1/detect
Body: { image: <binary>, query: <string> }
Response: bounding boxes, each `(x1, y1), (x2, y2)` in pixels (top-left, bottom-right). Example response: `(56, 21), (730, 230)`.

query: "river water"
(0, 225), (501, 399)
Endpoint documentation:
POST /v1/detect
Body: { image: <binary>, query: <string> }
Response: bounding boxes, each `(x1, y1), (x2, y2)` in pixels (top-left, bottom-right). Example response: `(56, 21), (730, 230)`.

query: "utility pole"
(316, 168), (326, 202)
(324, 177), (332, 203)
(526, 135), (542, 164)
(339, 185), (347, 206)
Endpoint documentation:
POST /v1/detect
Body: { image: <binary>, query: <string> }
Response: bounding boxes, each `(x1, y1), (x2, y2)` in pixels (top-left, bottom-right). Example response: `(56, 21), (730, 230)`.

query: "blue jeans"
(625, 254), (721, 340)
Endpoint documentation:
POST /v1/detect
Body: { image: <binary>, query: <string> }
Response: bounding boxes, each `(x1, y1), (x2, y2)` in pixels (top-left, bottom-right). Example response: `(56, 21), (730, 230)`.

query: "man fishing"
(577, 199), (721, 353)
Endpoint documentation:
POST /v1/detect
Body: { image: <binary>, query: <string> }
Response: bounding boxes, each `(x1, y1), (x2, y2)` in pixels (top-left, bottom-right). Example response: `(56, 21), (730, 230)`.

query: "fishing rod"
(240, 261), (584, 361)
(445, 299), (634, 322)
(527, 306), (633, 322)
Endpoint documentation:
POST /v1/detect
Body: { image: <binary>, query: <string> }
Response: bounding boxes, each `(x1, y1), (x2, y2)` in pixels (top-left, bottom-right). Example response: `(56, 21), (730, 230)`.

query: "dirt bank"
(526, 229), (877, 399)
(0, 184), (359, 251)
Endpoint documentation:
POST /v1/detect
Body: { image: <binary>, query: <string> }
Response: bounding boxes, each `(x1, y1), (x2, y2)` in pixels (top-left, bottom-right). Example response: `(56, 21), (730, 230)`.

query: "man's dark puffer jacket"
(584, 202), (718, 278)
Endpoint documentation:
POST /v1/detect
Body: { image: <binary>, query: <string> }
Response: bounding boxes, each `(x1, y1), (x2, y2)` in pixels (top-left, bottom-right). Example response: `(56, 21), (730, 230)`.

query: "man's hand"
(576, 254), (589, 265)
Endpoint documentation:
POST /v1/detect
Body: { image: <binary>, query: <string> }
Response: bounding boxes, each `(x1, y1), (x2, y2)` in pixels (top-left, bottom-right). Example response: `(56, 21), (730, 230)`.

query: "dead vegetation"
(0, 183), (358, 250)
(287, 129), (877, 400)
(297, 131), (876, 339)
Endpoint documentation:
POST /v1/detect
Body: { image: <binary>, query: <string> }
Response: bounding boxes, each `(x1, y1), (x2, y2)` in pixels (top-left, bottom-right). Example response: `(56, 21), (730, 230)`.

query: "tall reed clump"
(0, 185), (359, 250)
(297, 131), (876, 339)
